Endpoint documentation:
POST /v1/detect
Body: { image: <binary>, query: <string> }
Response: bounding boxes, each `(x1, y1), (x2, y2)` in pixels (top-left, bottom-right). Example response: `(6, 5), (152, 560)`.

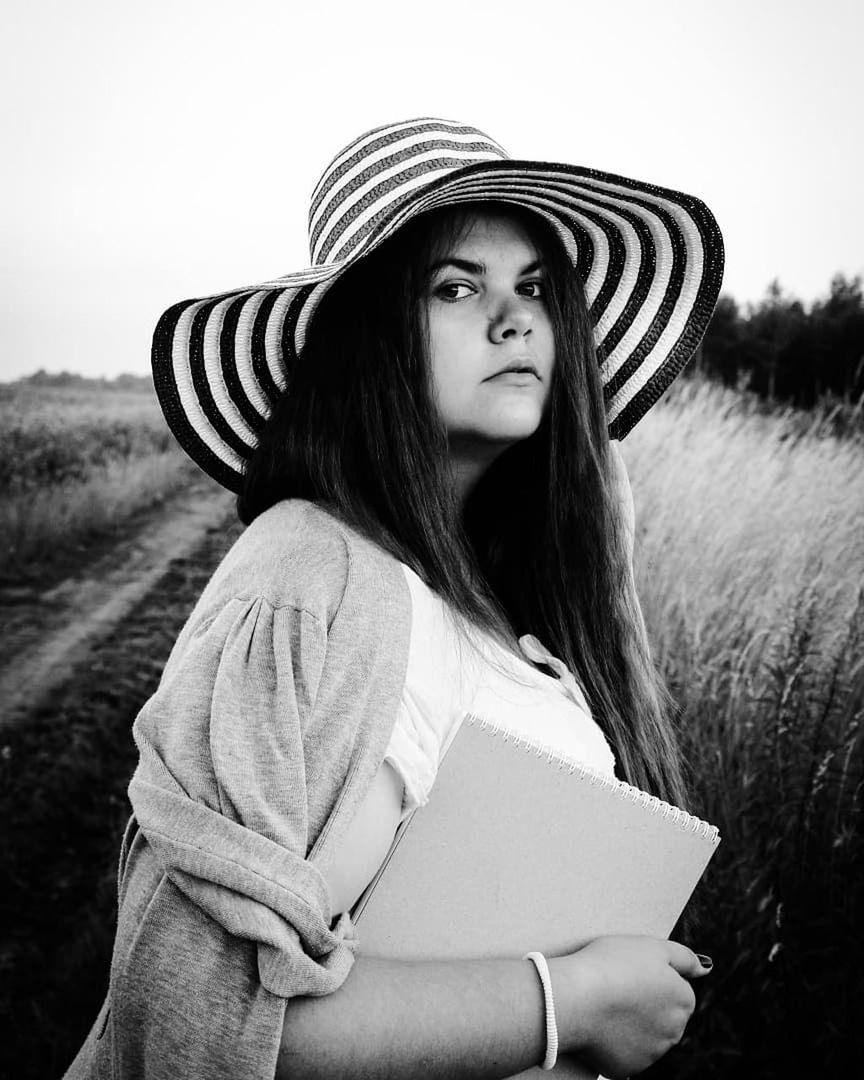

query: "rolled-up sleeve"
(128, 596), (357, 995)
(63, 503), (412, 1080)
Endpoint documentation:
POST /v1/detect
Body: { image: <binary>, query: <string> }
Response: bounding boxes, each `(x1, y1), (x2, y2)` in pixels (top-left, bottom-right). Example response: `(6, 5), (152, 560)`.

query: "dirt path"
(0, 483), (235, 727)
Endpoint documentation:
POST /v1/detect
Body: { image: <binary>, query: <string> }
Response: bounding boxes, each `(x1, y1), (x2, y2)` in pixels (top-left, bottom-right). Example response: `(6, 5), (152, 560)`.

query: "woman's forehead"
(430, 206), (543, 262)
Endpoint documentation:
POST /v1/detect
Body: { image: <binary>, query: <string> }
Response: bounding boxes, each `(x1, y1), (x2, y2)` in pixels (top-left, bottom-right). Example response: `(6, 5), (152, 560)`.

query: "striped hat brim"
(153, 157), (723, 493)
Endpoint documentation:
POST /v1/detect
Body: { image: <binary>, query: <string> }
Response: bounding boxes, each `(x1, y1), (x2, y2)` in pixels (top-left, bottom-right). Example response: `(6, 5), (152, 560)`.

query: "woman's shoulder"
(206, 498), (407, 625)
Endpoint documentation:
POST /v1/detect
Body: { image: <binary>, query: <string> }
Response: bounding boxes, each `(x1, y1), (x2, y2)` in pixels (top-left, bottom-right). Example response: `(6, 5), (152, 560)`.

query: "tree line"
(696, 274), (864, 408)
(4, 370), (154, 393)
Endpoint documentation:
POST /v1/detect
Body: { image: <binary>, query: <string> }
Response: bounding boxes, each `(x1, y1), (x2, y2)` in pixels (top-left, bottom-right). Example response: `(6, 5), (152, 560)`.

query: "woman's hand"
(551, 935), (711, 1079)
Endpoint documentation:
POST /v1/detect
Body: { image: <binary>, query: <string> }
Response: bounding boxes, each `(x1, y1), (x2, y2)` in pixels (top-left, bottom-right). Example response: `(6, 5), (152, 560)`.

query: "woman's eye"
(518, 280), (545, 298)
(434, 281), (474, 301)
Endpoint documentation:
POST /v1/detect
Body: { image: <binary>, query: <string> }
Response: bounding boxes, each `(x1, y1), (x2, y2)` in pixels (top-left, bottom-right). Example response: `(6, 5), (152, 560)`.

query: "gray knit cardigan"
(64, 500), (413, 1079)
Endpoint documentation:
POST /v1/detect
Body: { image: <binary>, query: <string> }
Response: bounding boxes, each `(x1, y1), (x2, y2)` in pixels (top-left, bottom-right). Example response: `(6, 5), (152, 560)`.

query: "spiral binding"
(464, 713), (721, 844)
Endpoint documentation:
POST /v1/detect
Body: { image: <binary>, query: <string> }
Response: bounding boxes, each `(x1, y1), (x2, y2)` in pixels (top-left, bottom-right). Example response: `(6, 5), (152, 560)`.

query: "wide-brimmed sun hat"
(152, 117), (724, 492)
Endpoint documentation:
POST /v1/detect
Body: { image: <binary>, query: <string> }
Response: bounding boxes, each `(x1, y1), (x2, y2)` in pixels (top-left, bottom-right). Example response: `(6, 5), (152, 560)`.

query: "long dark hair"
(239, 203), (687, 810)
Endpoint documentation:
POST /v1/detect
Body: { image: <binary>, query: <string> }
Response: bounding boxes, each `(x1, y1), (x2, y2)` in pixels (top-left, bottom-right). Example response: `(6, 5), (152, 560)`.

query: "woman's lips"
(486, 368), (541, 385)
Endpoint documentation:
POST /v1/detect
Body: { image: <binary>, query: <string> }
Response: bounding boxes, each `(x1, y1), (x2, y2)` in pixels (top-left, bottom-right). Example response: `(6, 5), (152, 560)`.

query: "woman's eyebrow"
(428, 257), (546, 276)
(428, 257), (486, 275)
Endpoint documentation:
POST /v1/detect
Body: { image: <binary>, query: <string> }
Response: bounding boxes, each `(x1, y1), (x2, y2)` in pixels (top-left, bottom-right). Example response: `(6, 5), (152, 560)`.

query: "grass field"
(623, 377), (864, 1076)
(0, 374), (861, 1076)
(0, 519), (244, 1078)
(0, 382), (199, 581)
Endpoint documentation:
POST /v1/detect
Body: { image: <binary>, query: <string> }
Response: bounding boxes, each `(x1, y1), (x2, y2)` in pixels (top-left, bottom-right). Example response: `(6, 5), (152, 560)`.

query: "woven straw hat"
(152, 117), (724, 492)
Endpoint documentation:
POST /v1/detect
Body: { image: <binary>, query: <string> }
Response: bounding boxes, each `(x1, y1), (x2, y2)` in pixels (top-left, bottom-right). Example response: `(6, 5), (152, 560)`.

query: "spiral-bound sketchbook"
(350, 713), (719, 1073)
(351, 714), (720, 1076)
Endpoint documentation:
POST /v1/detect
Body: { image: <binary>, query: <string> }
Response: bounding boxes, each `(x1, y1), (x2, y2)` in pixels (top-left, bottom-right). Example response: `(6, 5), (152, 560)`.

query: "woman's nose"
(488, 297), (533, 343)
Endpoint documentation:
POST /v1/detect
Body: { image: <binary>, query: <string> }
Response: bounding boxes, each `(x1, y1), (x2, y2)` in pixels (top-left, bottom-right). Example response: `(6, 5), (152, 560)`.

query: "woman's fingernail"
(697, 954), (713, 969)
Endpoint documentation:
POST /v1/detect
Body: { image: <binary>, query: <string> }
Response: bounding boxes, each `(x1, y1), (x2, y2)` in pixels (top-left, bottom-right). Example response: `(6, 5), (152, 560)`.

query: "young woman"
(66, 118), (724, 1080)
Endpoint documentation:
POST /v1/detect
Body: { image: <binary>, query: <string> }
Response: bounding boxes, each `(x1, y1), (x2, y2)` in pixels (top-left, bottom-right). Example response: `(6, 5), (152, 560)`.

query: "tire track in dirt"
(0, 484), (235, 727)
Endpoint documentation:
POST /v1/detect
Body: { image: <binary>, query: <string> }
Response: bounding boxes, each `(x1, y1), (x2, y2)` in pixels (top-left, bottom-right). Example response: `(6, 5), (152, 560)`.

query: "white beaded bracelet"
(523, 950), (559, 1070)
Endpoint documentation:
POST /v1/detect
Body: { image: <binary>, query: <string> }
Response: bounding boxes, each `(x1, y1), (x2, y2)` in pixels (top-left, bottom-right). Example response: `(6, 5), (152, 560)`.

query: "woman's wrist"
(547, 953), (596, 1057)
(523, 952), (559, 1069)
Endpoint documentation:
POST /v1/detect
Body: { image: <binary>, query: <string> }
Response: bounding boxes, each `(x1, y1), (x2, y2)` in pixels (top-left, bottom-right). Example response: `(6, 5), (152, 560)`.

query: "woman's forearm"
(278, 954), (553, 1080)
(277, 936), (707, 1078)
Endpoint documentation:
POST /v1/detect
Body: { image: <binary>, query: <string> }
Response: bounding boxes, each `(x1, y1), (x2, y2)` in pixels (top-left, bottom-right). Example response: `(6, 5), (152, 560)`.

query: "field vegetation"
(0, 379), (200, 581)
(0, 371), (861, 1076)
(624, 377), (864, 1076)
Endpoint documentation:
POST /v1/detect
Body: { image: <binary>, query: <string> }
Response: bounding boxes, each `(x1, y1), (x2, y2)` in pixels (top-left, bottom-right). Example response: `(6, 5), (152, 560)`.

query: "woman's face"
(423, 211), (555, 480)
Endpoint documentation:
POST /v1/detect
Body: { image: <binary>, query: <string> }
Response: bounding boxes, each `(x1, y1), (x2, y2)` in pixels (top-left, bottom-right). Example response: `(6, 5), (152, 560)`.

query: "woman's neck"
(448, 441), (509, 508)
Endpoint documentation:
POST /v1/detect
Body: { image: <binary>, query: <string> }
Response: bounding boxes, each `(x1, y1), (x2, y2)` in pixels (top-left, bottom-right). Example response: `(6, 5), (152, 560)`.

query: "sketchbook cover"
(352, 714), (720, 954)
(351, 715), (720, 1076)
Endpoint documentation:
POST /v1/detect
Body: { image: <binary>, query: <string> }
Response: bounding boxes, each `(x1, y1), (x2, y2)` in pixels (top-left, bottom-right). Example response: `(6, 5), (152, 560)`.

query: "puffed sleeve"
(63, 504), (412, 1080)
(128, 597), (357, 998)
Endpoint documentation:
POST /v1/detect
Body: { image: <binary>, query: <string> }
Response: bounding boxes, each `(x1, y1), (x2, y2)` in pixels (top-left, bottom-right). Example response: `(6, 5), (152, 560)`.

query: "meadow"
(0, 381), (199, 581)
(623, 378), (864, 1075)
(0, 374), (861, 1076)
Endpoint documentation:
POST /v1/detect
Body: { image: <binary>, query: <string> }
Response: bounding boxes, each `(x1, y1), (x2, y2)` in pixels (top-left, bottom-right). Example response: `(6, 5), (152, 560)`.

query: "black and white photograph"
(1, 1), (862, 1077)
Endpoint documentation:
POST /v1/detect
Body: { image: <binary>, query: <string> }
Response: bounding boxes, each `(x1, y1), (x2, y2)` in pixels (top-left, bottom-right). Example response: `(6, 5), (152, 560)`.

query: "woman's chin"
(483, 415), (545, 445)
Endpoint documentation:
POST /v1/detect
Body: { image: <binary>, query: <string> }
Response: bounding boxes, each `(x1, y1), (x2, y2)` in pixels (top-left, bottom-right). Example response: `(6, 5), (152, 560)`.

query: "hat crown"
(307, 118), (509, 267)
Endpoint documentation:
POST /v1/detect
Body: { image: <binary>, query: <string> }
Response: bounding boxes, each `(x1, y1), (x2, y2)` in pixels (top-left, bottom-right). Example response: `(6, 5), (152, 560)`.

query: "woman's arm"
(279, 940), (709, 1080)
(323, 761), (406, 916)
(279, 953), (547, 1079)
(284, 762), (711, 1080)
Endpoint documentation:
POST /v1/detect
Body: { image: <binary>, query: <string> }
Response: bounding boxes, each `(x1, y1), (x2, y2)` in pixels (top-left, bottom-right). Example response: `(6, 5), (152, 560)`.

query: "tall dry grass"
(622, 377), (864, 1076)
(0, 383), (177, 490)
(2, 375), (860, 1075)
(0, 452), (199, 576)
(0, 383), (200, 579)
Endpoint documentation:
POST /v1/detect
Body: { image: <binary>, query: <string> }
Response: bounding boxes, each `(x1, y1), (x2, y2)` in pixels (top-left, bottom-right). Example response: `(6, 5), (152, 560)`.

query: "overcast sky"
(2, 0), (862, 380)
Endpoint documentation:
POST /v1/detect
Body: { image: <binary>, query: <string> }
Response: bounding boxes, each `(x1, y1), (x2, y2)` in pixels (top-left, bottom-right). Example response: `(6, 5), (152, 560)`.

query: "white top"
(384, 566), (618, 821)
